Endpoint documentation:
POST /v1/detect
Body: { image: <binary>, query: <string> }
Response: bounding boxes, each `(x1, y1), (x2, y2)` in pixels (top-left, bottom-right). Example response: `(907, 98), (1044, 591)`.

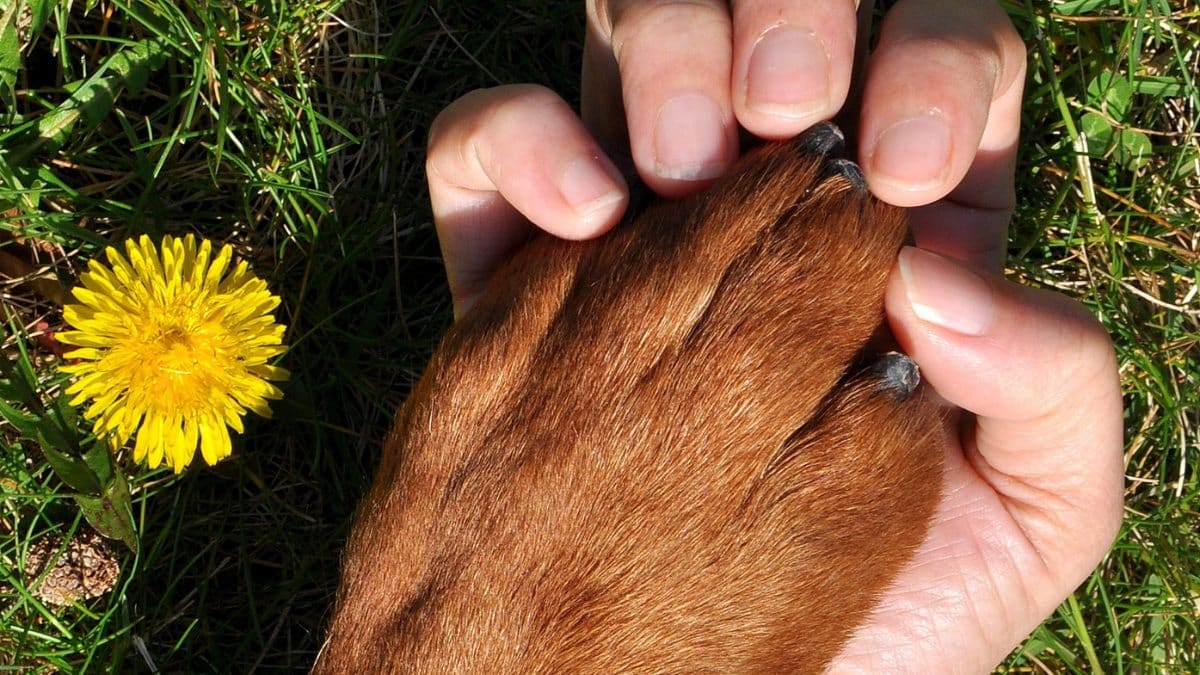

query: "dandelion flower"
(58, 234), (289, 472)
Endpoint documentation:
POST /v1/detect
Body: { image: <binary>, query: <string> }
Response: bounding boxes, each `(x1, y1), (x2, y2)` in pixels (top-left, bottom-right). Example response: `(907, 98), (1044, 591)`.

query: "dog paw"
(320, 124), (945, 674)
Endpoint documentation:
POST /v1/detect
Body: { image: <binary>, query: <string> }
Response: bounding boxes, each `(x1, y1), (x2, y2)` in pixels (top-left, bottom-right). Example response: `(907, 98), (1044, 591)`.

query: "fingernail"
(746, 27), (830, 120)
(559, 154), (626, 227)
(653, 93), (727, 181)
(897, 246), (995, 336)
(871, 112), (952, 191)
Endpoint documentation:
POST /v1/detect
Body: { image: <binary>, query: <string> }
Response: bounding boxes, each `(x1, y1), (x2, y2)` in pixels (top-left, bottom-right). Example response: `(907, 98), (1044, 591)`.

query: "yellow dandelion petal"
(154, 416), (182, 470)
(172, 417), (200, 472)
(230, 379), (281, 417)
(125, 237), (153, 283)
(104, 401), (143, 442)
(65, 370), (106, 396)
(58, 329), (114, 349)
(74, 278), (130, 315)
(60, 316), (120, 340)
(204, 245), (234, 291)
(133, 413), (161, 466)
(60, 303), (89, 327)
(160, 237), (181, 295)
(84, 387), (125, 422)
(189, 238), (213, 289)
(58, 347), (103, 362)
(222, 398), (246, 434)
(57, 234), (289, 471)
(104, 244), (134, 280)
(199, 417), (232, 466)
(90, 260), (135, 296)
(250, 364), (289, 382)
(65, 386), (89, 407)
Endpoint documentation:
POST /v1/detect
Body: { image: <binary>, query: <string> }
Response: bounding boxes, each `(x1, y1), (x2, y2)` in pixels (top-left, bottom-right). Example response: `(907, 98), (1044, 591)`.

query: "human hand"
(425, 1), (1124, 670)
(430, 0), (1029, 312)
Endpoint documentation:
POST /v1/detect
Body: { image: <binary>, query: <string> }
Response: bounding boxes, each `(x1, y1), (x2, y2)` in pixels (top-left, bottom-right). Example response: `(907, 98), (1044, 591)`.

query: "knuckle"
(912, 33), (1002, 93)
(427, 88), (493, 154)
(484, 84), (564, 129)
(884, 1), (1026, 99)
(426, 85), (564, 179)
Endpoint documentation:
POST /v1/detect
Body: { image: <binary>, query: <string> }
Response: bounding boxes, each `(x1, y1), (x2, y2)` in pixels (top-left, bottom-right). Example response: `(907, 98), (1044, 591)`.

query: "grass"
(0, 0), (1196, 672)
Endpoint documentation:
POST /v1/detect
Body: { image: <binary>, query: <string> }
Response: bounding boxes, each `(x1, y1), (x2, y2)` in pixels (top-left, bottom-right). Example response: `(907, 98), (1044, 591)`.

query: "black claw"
(797, 121), (845, 159)
(823, 158), (868, 192)
(872, 351), (921, 401)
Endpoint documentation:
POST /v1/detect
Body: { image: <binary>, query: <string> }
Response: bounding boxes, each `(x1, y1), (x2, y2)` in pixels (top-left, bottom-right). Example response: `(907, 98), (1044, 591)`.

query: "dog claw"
(823, 158), (867, 192)
(872, 352), (921, 401)
(798, 122), (846, 159)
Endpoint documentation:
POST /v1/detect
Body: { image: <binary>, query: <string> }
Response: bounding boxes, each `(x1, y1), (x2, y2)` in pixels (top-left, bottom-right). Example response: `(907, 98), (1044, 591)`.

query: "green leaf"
(1086, 71), (1132, 122)
(1079, 112), (1113, 157)
(0, 347), (78, 454)
(40, 442), (103, 494)
(0, 397), (42, 438)
(1055, 0), (1120, 15)
(0, 334), (41, 411)
(8, 38), (169, 162)
(75, 462), (138, 554)
(0, 153), (41, 214)
(0, 1), (18, 104)
(25, 0), (54, 46)
(113, 39), (167, 96)
(1132, 76), (1187, 98)
(54, 387), (77, 424)
(82, 437), (116, 486)
(1114, 128), (1152, 171)
(0, 377), (24, 402)
(29, 393), (81, 458)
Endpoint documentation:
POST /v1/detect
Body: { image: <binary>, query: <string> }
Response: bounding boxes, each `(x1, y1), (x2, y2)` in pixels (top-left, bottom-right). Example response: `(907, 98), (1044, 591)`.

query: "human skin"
(423, 1), (1125, 671)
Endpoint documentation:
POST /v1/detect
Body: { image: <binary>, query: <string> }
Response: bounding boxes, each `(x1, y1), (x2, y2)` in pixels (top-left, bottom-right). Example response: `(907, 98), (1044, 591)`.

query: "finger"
(859, 0), (1026, 220)
(427, 85), (628, 316)
(582, 5), (633, 173)
(729, 0), (859, 139)
(589, 0), (738, 197)
(886, 246), (1125, 585)
(905, 43), (1023, 272)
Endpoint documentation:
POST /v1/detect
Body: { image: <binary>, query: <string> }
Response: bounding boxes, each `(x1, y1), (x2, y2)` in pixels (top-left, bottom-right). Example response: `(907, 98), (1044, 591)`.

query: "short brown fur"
(314, 132), (944, 674)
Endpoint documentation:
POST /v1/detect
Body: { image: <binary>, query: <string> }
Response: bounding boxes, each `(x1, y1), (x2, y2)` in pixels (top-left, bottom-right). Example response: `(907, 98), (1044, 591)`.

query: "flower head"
(58, 234), (288, 472)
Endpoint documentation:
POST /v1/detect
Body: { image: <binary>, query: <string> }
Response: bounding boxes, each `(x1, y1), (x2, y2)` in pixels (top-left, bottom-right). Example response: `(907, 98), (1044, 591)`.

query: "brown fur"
(313, 130), (944, 674)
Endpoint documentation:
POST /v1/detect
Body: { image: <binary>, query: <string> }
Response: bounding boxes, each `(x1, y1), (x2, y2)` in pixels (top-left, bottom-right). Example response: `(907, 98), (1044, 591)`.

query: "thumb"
(886, 246), (1124, 587)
